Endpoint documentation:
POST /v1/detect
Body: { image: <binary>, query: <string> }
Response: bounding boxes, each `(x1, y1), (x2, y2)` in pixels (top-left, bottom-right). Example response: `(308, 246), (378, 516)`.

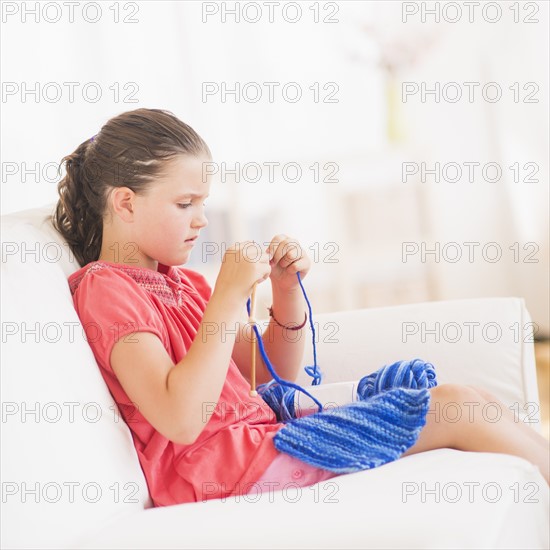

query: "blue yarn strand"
(296, 270), (321, 386)
(246, 271), (324, 421)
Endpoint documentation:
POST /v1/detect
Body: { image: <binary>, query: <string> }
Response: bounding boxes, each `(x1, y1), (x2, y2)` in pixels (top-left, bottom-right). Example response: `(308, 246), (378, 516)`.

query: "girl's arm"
(110, 242), (271, 447)
(233, 235), (311, 384)
(232, 286), (307, 385)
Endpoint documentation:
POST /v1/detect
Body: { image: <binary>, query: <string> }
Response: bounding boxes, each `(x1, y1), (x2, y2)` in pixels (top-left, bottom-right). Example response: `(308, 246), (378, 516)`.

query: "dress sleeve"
(71, 267), (168, 374)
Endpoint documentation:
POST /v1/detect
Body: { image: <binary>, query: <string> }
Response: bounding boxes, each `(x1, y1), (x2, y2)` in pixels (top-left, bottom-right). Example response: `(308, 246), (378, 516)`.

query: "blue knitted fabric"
(273, 387), (431, 473)
(270, 359), (438, 473)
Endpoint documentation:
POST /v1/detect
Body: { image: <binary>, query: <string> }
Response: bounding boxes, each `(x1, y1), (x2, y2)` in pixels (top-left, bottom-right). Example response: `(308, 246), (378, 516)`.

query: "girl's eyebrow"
(176, 192), (210, 199)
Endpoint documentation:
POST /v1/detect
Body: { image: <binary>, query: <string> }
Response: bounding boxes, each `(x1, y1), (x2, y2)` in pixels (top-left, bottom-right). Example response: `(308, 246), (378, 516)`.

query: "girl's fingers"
(266, 234), (289, 264)
(267, 235), (311, 279)
(278, 242), (303, 269)
(285, 258), (309, 275)
(268, 235), (304, 268)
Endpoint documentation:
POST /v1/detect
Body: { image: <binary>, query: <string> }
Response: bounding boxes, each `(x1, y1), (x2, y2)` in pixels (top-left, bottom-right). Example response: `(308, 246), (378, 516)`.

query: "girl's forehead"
(157, 156), (211, 193)
(165, 154), (210, 174)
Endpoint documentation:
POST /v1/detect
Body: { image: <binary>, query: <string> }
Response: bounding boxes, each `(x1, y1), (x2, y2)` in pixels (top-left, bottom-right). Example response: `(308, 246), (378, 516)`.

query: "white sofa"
(1, 204), (548, 550)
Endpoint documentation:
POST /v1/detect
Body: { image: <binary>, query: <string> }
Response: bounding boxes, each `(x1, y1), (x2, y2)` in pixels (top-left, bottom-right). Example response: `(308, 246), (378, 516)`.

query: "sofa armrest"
(294, 297), (541, 428)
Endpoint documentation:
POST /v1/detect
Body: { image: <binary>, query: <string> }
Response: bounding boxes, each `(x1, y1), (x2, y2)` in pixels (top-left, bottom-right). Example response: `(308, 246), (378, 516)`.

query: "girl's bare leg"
(400, 384), (550, 485)
(464, 384), (549, 451)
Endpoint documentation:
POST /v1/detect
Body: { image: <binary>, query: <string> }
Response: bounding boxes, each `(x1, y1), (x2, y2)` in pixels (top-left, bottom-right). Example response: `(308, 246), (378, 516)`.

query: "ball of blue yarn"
(260, 358), (437, 422)
(356, 358), (437, 400)
(258, 382), (297, 422)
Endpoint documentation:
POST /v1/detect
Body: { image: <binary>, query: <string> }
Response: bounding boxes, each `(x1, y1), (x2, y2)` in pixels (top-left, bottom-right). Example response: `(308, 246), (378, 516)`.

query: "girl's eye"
(177, 203), (192, 209)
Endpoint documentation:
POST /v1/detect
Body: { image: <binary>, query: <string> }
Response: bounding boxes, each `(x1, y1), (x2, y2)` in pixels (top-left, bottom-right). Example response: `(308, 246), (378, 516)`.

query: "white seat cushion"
(78, 449), (549, 549)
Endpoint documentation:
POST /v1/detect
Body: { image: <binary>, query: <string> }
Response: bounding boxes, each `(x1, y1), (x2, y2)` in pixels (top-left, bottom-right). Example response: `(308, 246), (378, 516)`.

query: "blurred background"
(1, 0), (548, 337)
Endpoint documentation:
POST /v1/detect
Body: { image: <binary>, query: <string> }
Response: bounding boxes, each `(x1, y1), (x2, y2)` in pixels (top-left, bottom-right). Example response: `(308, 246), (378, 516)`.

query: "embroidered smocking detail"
(70, 261), (196, 308)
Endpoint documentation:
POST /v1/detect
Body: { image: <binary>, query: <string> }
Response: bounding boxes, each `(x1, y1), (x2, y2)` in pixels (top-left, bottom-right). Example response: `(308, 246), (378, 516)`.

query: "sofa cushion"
(298, 298), (541, 427)
(1, 206), (152, 550)
(78, 448), (549, 549)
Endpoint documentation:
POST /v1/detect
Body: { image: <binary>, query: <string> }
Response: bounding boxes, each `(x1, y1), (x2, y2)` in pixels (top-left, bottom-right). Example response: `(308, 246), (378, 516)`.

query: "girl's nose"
(193, 211), (208, 229)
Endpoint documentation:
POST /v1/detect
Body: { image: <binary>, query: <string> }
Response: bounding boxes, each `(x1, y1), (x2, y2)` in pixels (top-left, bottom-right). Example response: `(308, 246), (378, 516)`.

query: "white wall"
(1, 1), (548, 332)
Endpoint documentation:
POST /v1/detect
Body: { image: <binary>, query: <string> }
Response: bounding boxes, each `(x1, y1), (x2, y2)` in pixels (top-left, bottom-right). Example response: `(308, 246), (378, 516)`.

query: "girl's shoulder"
(68, 260), (137, 297)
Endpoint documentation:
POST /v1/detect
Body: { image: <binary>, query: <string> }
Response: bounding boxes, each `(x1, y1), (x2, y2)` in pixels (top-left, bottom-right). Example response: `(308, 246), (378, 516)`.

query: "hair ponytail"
(52, 108), (212, 267)
(53, 138), (103, 267)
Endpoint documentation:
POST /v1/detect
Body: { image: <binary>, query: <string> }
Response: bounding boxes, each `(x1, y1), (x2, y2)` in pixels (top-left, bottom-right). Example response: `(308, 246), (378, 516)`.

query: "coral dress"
(69, 260), (283, 506)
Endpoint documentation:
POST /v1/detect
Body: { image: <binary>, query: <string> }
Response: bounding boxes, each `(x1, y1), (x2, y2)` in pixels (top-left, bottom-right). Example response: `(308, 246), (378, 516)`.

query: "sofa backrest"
(1, 204), (152, 550)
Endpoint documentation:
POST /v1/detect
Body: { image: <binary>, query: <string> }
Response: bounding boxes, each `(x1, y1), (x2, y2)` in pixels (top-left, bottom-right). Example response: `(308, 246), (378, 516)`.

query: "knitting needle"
(249, 281), (258, 397)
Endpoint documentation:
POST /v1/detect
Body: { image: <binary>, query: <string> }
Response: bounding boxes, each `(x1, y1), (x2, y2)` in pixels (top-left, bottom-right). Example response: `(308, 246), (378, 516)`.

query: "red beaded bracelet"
(267, 306), (308, 330)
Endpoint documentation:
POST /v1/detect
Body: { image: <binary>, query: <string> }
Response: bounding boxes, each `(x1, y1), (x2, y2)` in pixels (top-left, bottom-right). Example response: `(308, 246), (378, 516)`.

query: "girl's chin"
(177, 250), (192, 263)
(160, 252), (191, 268)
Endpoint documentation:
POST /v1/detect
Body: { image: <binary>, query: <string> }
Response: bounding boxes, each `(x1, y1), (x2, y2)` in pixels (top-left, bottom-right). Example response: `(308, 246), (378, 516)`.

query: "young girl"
(53, 108), (549, 506)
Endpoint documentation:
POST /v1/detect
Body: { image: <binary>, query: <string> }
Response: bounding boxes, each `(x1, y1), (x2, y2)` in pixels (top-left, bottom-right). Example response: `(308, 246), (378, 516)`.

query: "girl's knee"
(427, 384), (483, 448)
(429, 383), (480, 405)
(463, 384), (495, 402)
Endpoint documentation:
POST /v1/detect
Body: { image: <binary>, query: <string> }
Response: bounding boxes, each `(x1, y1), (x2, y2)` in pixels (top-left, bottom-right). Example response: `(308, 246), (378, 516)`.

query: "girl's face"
(120, 154), (210, 270)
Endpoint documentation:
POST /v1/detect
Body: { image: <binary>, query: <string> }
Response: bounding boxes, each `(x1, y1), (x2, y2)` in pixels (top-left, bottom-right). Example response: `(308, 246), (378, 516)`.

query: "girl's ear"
(110, 187), (136, 221)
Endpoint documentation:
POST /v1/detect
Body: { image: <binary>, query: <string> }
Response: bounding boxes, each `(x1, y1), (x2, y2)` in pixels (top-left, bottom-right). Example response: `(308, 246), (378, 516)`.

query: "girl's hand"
(266, 234), (311, 293)
(214, 241), (271, 305)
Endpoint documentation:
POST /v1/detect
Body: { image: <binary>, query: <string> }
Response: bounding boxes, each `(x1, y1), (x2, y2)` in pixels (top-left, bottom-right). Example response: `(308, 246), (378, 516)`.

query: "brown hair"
(52, 108), (212, 267)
